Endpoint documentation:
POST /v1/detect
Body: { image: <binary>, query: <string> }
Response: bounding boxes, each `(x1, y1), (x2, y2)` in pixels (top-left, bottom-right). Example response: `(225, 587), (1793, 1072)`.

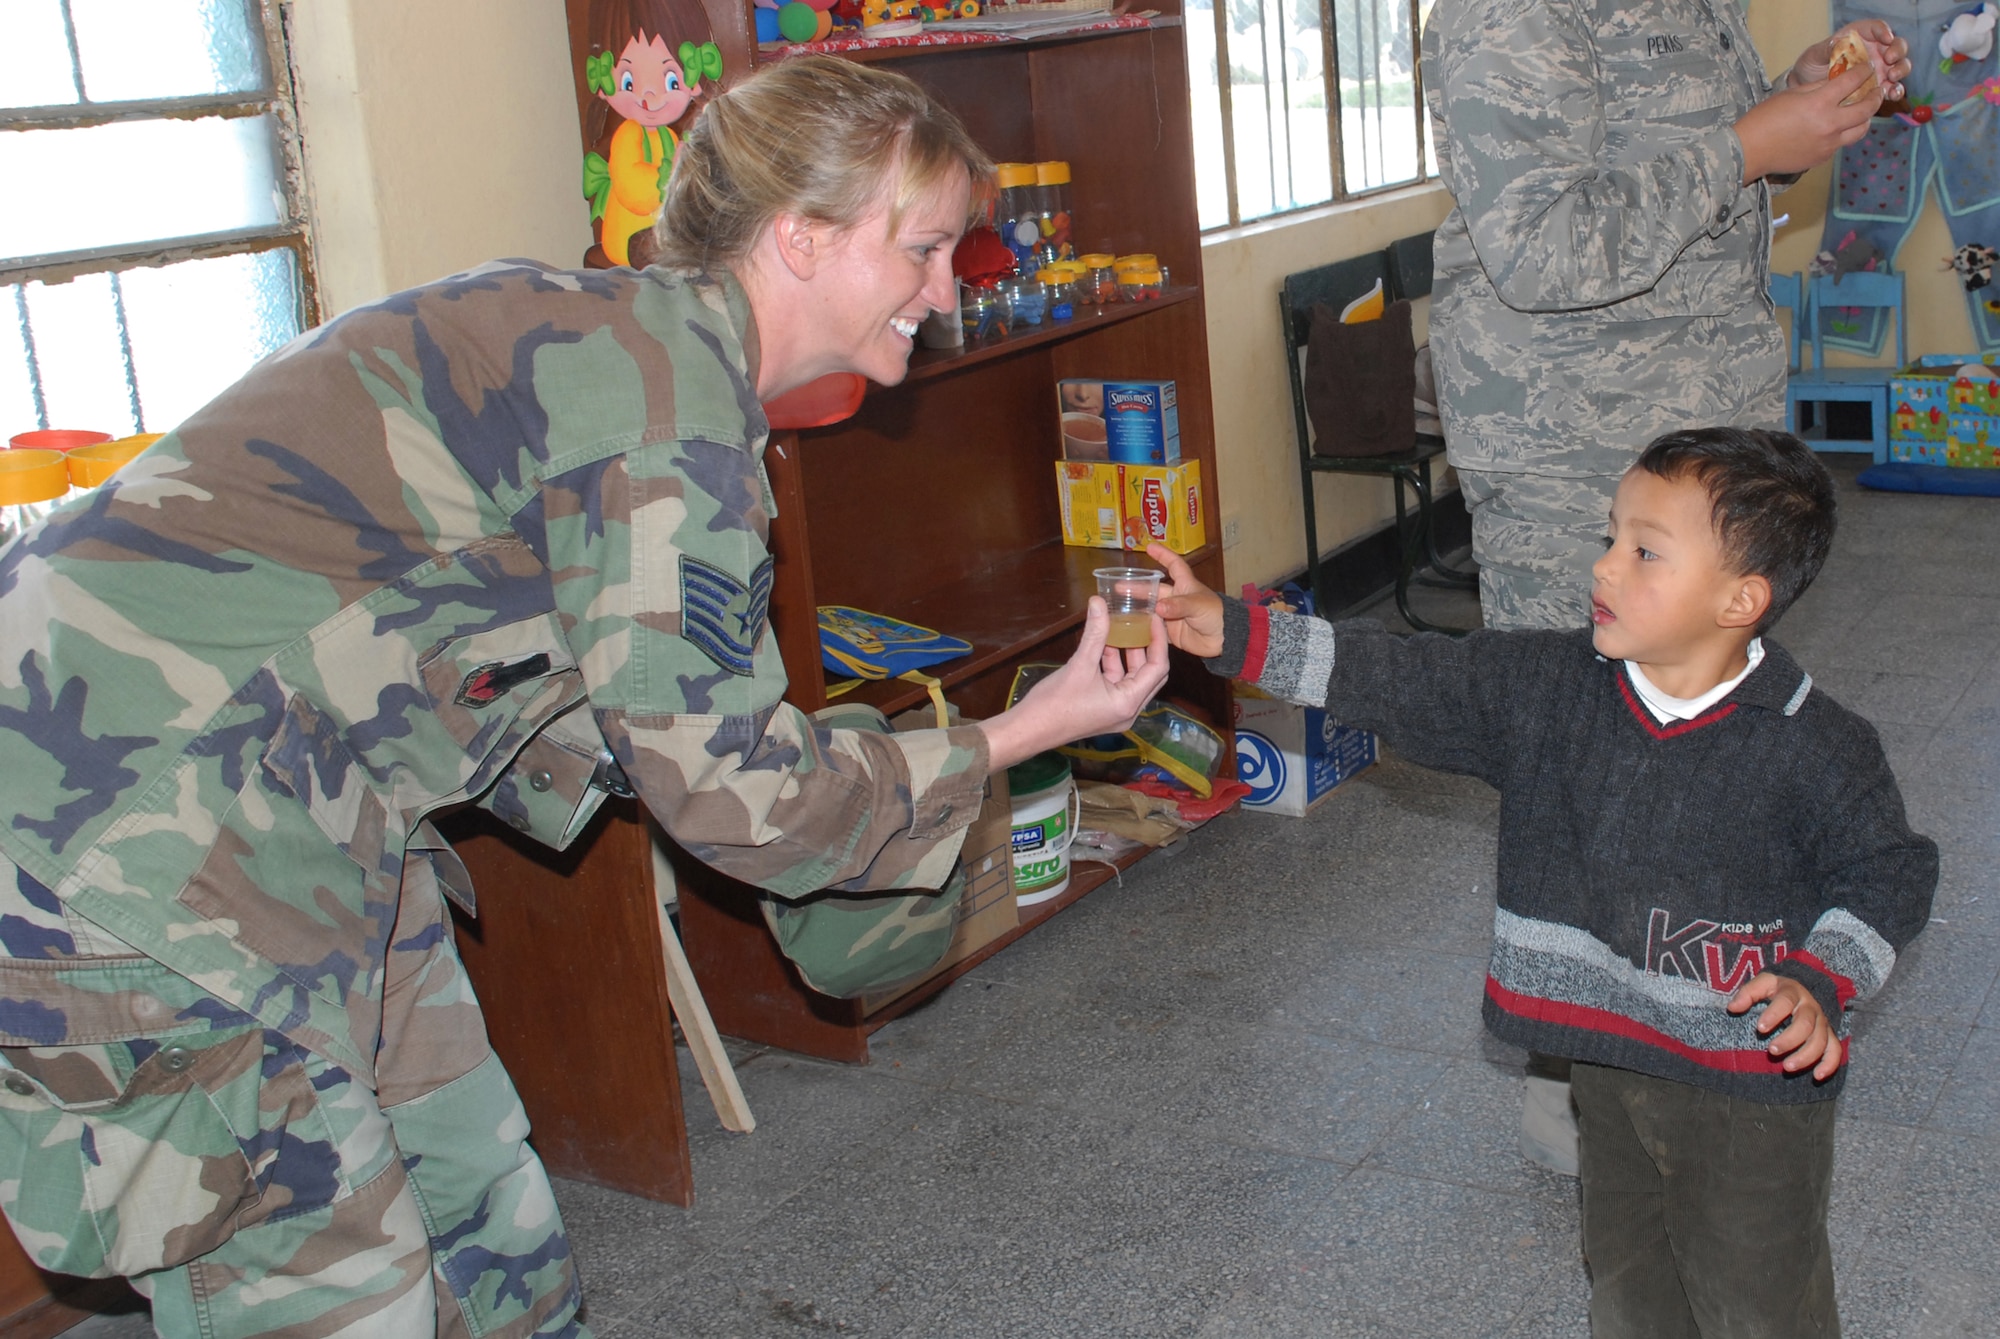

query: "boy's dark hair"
(1634, 427), (1837, 634)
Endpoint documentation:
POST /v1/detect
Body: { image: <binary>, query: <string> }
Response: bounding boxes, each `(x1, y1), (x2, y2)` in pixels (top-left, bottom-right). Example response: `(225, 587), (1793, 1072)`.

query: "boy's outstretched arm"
(1728, 973), (1842, 1081)
(1148, 544), (1225, 659)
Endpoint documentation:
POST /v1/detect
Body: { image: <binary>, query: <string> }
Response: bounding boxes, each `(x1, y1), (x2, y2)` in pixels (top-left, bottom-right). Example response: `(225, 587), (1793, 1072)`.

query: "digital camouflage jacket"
(0, 262), (989, 1080)
(1422, 0), (1790, 477)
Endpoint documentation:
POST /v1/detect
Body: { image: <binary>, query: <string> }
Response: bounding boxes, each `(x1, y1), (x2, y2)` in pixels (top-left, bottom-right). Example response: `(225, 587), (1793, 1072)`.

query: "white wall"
(1201, 185), (1454, 591)
(287, 0), (593, 317)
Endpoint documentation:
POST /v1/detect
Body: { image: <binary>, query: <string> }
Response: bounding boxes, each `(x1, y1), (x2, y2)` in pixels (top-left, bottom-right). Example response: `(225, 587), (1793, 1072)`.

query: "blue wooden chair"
(1769, 271), (1805, 375)
(1786, 271), (1906, 463)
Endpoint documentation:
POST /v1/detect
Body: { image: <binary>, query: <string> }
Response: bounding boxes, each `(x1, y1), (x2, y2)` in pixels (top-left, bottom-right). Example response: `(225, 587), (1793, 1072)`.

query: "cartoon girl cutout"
(581, 0), (723, 267)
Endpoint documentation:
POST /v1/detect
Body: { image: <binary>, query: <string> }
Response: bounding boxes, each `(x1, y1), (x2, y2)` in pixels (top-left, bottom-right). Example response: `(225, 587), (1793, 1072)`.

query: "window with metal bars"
(1188, 0), (1437, 229)
(1, 0), (315, 442)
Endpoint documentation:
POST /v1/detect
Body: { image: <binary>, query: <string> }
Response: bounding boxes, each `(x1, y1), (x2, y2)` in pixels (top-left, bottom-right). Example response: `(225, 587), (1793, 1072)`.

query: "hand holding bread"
(1826, 29), (1880, 107)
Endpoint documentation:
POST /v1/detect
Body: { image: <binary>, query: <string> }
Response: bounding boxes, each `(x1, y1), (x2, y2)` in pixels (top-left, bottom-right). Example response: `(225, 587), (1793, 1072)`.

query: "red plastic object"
(764, 373), (866, 429)
(10, 429), (111, 452)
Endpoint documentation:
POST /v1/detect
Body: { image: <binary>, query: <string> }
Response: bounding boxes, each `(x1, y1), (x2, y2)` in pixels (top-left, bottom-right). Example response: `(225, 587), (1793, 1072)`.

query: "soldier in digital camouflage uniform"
(1422, 0), (1910, 632)
(1420, 1), (1909, 1173)
(0, 57), (1166, 1337)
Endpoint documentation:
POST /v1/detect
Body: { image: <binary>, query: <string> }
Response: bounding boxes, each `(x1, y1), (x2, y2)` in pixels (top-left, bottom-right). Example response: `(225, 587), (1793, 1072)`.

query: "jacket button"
(158, 1046), (194, 1074)
(935, 803), (952, 823)
(3, 1074), (34, 1097)
(528, 769), (554, 792)
(1719, 28), (1732, 49)
(508, 813), (533, 832)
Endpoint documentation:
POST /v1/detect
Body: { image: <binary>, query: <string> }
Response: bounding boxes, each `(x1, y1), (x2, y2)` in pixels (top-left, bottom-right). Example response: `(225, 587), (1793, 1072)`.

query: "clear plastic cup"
(1094, 566), (1163, 649)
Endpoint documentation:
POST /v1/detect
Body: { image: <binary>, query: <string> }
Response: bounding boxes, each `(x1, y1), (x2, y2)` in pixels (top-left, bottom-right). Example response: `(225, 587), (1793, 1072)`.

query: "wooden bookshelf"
(454, 4), (1227, 1202)
(677, 11), (1229, 1061)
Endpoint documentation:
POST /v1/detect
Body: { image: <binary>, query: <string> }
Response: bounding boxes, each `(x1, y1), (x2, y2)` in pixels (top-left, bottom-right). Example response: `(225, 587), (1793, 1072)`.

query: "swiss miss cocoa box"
(1056, 379), (1182, 465)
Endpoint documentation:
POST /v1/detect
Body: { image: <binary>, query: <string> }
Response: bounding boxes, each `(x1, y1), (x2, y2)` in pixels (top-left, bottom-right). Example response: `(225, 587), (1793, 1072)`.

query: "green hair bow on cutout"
(679, 40), (723, 85)
(585, 50), (616, 97)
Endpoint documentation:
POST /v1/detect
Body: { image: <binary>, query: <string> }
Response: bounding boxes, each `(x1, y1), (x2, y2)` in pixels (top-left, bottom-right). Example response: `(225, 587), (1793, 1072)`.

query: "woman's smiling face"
(805, 165), (969, 387)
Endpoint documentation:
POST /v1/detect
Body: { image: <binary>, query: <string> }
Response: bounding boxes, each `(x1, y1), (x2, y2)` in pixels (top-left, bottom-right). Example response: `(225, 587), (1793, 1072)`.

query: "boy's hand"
(1145, 543), (1225, 659)
(1728, 972), (1844, 1081)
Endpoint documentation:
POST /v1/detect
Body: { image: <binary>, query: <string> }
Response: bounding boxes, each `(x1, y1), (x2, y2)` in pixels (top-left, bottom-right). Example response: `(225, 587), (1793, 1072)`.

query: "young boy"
(1152, 427), (1937, 1336)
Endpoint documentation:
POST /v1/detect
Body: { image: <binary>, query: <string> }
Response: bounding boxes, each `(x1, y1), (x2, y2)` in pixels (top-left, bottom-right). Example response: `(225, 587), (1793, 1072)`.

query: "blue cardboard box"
(1057, 378), (1182, 465)
(1233, 683), (1376, 817)
(1890, 356), (1999, 465)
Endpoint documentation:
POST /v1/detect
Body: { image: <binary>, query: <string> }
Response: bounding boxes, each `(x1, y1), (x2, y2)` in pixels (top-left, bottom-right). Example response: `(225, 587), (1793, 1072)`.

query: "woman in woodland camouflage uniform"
(0, 56), (1164, 1338)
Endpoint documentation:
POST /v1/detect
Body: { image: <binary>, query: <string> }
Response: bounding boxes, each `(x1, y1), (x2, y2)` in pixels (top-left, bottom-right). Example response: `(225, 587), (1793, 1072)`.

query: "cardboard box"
(1890, 356), (2000, 466)
(860, 773), (1019, 1014)
(1948, 411), (1999, 468)
(1232, 682), (1377, 817)
(1118, 459), (1206, 554)
(1890, 439), (1948, 466)
(1057, 378), (1182, 464)
(1056, 460), (1122, 547)
(1055, 459), (1207, 555)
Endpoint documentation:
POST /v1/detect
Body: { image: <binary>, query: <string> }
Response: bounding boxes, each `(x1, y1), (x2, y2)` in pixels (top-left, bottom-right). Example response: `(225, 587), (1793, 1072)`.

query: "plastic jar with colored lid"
(1077, 253), (1119, 305)
(1117, 266), (1164, 302)
(1032, 161), (1073, 262)
(995, 163), (1043, 270)
(1037, 267), (1077, 321)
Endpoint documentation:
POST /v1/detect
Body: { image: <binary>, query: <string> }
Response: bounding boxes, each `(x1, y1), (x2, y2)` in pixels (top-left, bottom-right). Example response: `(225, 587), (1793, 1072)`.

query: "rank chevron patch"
(680, 554), (774, 676)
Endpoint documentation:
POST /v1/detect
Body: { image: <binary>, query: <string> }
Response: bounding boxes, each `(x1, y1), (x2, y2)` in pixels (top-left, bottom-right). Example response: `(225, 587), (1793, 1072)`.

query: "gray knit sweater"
(1210, 599), (1938, 1104)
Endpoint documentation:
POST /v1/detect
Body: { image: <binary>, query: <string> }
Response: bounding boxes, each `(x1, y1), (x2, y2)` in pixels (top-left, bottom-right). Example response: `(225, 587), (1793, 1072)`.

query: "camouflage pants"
(1456, 468), (1623, 632)
(0, 860), (586, 1339)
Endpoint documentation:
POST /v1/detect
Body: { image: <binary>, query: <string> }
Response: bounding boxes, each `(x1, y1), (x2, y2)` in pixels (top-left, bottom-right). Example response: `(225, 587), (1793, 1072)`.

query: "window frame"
(1201, 0), (1436, 232)
(2, 0), (319, 430)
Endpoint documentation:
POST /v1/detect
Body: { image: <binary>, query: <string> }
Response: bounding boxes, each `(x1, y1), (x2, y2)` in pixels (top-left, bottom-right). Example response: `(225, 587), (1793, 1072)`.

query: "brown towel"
(1304, 298), (1416, 457)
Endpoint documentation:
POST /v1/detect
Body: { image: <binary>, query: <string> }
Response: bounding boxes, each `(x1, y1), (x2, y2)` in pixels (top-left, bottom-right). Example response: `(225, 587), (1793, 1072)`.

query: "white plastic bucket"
(1008, 753), (1079, 907)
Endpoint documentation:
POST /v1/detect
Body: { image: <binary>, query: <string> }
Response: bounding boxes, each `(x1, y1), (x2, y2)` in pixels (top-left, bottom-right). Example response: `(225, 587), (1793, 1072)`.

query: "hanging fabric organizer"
(1819, 0), (2000, 357)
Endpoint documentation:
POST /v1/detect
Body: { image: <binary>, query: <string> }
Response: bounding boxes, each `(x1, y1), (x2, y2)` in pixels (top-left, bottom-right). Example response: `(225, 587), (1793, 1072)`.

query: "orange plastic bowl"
(68, 433), (162, 487)
(0, 450), (72, 505)
(10, 429), (111, 453)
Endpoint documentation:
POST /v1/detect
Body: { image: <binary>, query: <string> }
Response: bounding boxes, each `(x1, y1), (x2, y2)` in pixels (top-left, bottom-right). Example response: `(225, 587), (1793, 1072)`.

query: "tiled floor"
(62, 459), (2000, 1336)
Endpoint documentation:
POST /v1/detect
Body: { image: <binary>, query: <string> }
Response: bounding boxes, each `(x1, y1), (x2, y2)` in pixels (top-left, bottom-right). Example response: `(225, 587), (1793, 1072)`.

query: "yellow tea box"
(1118, 460), (1206, 554)
(1055, 460), (1121, 548)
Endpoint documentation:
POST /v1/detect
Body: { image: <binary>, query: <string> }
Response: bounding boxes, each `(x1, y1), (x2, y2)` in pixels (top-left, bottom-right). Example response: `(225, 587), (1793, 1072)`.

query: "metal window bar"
(1409, 0), (1428, 182)
(2, 0), (316, 434)
(1202, 0), (1435, 230)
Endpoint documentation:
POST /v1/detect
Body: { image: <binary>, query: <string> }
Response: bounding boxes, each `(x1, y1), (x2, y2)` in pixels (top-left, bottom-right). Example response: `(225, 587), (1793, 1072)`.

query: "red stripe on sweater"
(1615, 669), (1737, 739)
(1483, 976), (1842, 1075)
(1242, 602), (1271, 683)
(1784, 949), (1858, 1010)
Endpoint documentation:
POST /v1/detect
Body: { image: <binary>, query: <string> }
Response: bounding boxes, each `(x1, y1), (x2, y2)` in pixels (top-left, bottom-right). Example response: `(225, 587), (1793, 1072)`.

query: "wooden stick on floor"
(649, 830), (755, 1134)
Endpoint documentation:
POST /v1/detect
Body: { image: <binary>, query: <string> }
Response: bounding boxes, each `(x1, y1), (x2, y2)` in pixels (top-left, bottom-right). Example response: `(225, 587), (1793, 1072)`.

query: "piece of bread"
(1828, 29), (1880, 106)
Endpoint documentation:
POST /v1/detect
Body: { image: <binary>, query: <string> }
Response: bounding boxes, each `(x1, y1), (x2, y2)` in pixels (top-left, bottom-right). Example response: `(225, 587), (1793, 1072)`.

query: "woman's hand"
(1736, 63), (1880, 183)
(1146, 543), (1225, 659)
(978, 596), (1170, 771)
(1790, 20), (1910, 103)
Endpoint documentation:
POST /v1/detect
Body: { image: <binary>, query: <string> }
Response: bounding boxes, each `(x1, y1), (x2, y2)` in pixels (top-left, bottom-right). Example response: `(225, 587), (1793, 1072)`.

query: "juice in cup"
(1094, 566), (1162, 648)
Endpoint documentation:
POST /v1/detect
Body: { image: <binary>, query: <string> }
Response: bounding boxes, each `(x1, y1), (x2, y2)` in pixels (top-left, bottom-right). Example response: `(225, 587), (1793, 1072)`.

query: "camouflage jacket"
(0, 262), (988, 1079)
(1422, 0), (1788, 476)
